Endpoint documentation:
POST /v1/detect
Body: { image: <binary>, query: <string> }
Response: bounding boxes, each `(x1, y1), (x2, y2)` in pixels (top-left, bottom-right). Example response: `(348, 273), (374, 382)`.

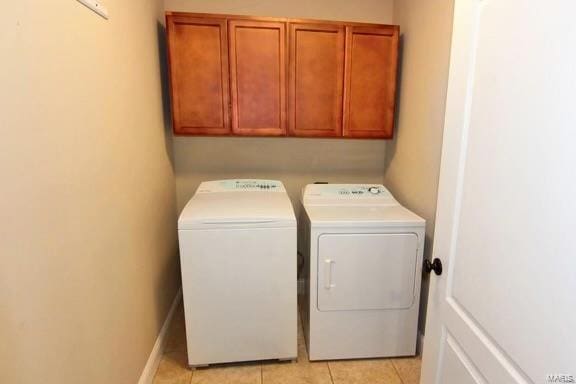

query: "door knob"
(424, 258), (443, 276)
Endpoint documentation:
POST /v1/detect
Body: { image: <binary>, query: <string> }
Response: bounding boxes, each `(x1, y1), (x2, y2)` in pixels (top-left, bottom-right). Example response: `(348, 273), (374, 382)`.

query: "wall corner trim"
(137, 288), (183, 384)
(417, 330), (425, 356)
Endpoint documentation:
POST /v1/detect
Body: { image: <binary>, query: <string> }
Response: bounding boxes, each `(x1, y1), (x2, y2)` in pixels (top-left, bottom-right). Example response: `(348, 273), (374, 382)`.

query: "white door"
(421, 1), (576, 384)
(317, 233), (418, 311)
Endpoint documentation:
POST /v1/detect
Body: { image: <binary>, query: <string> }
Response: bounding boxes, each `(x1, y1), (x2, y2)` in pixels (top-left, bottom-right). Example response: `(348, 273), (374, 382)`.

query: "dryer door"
(317, 233), (418, 311)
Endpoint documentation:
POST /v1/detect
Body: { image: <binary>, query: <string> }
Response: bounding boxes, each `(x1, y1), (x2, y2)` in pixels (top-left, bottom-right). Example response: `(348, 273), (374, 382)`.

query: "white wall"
(0, 1), (179, 383)
(386, 0), (455, 332)
(163, 0), (394, 213)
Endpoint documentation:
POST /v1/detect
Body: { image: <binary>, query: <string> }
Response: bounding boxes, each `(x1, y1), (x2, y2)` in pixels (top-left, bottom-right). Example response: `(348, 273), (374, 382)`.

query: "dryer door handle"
(324, 259), (336, 289)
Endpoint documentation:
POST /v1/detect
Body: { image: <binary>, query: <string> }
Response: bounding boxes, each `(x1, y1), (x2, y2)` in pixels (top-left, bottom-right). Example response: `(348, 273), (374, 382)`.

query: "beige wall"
(0, 1), (179, 383)
(164, 0), (394, 214)
(173, 137), (388, 214)
(385, 0), (454, 332)
(165, 0), (393, 23)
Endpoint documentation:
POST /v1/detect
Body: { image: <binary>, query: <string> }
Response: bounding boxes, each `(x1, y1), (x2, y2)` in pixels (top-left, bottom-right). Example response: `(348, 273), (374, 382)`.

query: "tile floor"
(153, 301), (421, 384)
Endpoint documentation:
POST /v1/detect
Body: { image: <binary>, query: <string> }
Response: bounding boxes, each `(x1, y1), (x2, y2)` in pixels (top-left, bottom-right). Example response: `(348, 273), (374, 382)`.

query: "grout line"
(327, 362), (336, 384)
(390, 359), (405, 384)
(188, 368), (194, 384)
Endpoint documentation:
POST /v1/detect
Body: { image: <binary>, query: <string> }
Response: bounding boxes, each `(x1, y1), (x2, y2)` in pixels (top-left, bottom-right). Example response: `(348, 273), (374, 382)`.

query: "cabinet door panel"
(343, 26), (399, 138)
(229, 20), (286, 136)
(167, 16), (230, 135)
(288, 24), (345, 137)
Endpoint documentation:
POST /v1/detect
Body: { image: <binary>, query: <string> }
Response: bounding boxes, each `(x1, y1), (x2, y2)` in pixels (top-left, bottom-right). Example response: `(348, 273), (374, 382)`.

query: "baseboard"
(138, 288), (183, 384)
(417, 331), (425, 356)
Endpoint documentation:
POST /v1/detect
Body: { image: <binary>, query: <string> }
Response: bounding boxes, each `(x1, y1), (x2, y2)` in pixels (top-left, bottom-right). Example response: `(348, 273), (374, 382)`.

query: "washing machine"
(178, 179), (297, 367)
(300, 184), (425, 360)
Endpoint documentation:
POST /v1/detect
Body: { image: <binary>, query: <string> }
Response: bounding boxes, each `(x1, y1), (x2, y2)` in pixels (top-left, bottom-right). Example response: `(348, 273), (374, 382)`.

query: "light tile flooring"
(153, 301), (421, 384)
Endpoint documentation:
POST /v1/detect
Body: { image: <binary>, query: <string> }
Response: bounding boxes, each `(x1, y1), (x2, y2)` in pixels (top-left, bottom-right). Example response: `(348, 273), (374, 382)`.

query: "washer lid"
(178, 179), (296, 230)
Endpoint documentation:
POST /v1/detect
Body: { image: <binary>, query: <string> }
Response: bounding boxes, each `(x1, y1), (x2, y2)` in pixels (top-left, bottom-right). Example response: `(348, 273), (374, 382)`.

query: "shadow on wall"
(155, 21), (182, 299)
(384, 33), (404, 175)
(157, 21), (176, 173)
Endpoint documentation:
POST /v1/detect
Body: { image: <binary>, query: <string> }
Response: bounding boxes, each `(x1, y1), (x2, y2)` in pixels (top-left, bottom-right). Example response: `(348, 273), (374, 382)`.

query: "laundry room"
(165, 0), (450, 381)
(3, 1), (574, 384)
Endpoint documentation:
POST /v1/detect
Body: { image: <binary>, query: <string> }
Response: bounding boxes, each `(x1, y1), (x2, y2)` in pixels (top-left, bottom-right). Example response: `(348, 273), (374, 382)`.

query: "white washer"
(178, 179), (297, 367)
(300, 184), (425, 360)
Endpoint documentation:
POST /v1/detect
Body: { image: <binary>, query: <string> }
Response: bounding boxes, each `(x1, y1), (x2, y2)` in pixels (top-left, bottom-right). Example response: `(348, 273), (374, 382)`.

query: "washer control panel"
(198, 179), (285, 193)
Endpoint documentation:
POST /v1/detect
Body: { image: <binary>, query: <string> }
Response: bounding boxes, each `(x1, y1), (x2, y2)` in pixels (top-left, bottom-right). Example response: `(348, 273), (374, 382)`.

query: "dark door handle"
(424, 258), (443, 276)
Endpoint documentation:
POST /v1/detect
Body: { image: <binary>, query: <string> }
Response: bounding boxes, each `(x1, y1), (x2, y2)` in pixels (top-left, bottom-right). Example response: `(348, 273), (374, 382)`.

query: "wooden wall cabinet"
(343, 26), (399, 138)
(288, 23), (345, 137)
(166, 12), (399, 139)
(229, 20), (286, 136)
(166, 16), (230, 135)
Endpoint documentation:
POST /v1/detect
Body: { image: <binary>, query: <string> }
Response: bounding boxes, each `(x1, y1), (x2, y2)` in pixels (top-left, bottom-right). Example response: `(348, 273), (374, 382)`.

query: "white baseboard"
(138, 288), (183, 384)
(417, 331), (425, 356)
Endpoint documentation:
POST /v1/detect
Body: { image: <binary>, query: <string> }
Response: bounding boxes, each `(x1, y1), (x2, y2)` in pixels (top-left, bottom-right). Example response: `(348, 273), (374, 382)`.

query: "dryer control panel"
(307, 184), (390, 197)
(331, 185), (388, 196)
(302, 184), (398, 205)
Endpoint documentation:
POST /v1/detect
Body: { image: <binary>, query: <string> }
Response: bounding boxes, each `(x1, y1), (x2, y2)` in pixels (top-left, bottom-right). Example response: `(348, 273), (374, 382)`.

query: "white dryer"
(178, 179), (297, 367)
(300, 184), (425, 360)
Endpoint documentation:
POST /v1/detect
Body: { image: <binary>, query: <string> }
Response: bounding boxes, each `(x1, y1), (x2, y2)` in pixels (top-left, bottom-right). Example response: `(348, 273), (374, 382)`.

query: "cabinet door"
(288, 24), (345, 137)
(343, 26), (399, 138)
(228, 20), (286, 136)
(166, 15), (230, 135)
